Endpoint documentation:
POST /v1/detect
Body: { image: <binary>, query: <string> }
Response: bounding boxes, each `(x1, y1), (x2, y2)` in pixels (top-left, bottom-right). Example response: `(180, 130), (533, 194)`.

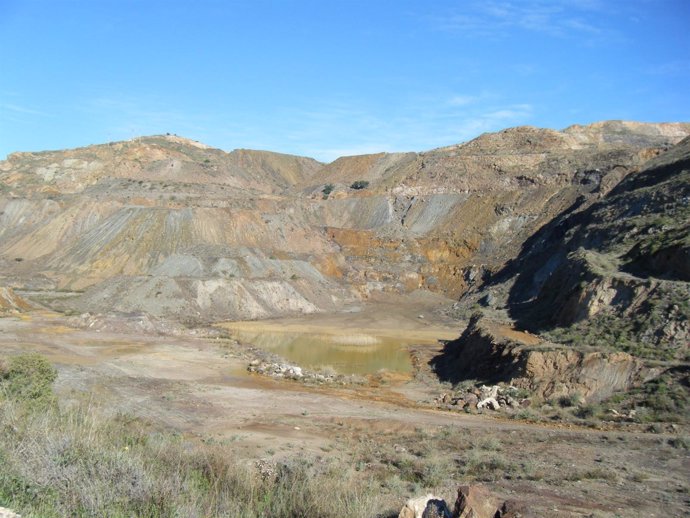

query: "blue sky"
(1, 0), (689, 162)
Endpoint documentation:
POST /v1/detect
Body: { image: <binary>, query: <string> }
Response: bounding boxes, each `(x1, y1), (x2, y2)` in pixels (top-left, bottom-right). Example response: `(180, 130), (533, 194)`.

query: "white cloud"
(267, 98), (535, 161)
(484, 106), (533, 121)
(63, 93), (535, 163)
(645, 60), (690, 77)
(0, 103), (52, 117)
(448, 95), (477, 106)
(431, 0), (610, 40)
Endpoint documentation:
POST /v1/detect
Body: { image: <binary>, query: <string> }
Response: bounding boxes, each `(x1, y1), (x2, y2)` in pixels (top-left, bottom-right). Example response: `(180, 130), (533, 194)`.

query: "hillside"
(437, 133), (690, 408)
(506, 135), (690, 360)
(1, 122), (688, 323)
(2, 121), (690, 517)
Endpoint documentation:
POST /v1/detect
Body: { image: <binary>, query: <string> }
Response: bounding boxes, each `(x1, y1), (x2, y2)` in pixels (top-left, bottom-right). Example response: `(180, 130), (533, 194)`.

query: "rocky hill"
(1, 122), (688, 325)
(506, 135), (690, 360)
(436, 132), (690, 405)
(3, 121), (690, 518)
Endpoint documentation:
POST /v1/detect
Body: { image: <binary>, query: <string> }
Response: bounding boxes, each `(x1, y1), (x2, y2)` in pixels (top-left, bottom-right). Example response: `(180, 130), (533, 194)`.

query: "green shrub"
(513, 408), (540, 422)
(557, 393), (582, 408)
(462, 450), (511, 481)
(477, 437), (502, 451)
(668, 436), (690, 450)
(0, 354), (57, 409)
(350, 180), (369, 190)
(322, 184), (334, 199)
(573, 403), (603, 420)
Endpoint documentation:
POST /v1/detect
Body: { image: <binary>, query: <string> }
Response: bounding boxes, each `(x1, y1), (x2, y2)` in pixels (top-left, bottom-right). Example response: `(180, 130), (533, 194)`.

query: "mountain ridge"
(1, 120), (688, 322)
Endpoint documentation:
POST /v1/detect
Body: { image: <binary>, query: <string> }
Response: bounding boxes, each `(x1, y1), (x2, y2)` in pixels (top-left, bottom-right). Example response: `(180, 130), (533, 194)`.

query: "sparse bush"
(668, 436), (689, 450)
(0, 356), (458, 516)
(573, 403), (603, 420)
(477, 436), (502, 451)
(0, 398), (386, 517)
(513, 408), (540, 422)
(557, 393), (582, 408)
(322, 184), (334, 199)
(629, 471), (649, 483)
(350, 180), (370, 190)
(633, 373), (690, 422)
(462, 450), (511, 481)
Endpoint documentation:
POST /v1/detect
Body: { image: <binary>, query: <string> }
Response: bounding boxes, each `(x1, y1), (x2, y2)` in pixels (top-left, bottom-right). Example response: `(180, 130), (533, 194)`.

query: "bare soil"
(1, 303), (688, 517)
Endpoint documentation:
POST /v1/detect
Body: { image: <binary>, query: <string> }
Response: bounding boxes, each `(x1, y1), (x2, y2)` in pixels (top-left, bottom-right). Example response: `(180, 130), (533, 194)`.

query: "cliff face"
(495, 136), (690, 361)
(0, 123), (688, 322)
(430, 133), (690, 403)
(432, 314), (652, 402)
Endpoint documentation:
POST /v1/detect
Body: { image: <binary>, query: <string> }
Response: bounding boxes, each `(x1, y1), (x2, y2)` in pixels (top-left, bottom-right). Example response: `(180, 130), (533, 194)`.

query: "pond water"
(224, 328), (436, 375)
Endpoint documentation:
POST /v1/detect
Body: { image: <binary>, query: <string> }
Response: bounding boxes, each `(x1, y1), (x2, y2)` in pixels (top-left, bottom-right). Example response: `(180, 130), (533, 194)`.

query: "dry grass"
(0, 398), (395, 517)
(0, 355), (395, 518)
(3, 354), (688, 517)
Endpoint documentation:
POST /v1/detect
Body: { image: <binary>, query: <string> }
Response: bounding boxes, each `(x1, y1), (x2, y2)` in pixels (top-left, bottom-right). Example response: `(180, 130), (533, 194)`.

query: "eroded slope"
(1, 122), (688, 321)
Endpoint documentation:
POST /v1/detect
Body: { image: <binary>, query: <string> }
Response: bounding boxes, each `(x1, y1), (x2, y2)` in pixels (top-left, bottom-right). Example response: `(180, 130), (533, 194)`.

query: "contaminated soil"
(1, 302), (688, 517)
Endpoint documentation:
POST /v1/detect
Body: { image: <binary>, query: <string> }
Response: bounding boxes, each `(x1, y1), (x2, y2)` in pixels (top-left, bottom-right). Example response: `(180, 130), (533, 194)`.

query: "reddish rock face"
(454, 484), (501, 518)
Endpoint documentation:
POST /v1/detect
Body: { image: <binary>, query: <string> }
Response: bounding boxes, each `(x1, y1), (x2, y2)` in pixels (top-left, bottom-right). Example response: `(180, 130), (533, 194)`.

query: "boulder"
(422, 499), (453, 518)
(477, 397), (500, 410)
(493, 500), (526, 518)
(463, 393), (479, 408)
(454, 485), (501, 518)
(480, 385), (500, 399)
(399, 494), (449, 518)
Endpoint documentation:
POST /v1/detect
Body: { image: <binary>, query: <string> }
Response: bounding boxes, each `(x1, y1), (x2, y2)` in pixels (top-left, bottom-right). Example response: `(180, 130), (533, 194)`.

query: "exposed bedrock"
(1, 122), (688, 321)
(432, 314), (655, 402)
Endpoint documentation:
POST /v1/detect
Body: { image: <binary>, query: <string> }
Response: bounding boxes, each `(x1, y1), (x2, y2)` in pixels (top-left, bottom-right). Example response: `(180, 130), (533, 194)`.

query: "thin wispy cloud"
(432, 0), (607, 40)
(268, 97), (534, 162)
(645, 60), (690, 77)
(0, 89), (535, 162)
(0, 102), (54, 131)
(86, 97), (188, 125)
(312, 144), (394, 160)
(428, 103), (534, 146)
(448, 95), (478, 107)
(0, 103), (53, 117)
(80, 95), (211, 141)
(2, 1), (687, 161)
(511, 63), (539, 76)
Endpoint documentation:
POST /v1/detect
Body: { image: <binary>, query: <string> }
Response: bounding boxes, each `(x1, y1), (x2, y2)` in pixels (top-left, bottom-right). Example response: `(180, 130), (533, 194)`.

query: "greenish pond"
(225, 329), (427, 375)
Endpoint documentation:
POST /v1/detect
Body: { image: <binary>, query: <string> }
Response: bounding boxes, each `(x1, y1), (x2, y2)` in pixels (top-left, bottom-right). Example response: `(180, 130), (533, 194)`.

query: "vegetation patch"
(545, 280), (690, 361)
(350, 180), (370, 190)
(0, 354), (57, 410)
(322, 183), (334, 199)
(0, 354), (392, 517)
